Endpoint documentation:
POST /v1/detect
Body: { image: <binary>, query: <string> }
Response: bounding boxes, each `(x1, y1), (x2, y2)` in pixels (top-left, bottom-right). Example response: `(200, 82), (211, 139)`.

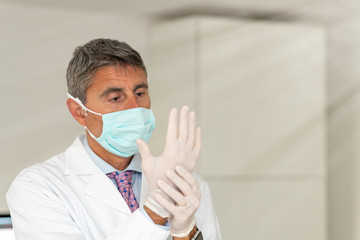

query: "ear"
(66, 98), (86, 126)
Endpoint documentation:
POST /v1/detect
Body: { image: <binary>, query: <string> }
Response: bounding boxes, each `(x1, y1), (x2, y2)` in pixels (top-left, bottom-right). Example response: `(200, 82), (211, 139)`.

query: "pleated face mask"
(67, 93), (155, 157)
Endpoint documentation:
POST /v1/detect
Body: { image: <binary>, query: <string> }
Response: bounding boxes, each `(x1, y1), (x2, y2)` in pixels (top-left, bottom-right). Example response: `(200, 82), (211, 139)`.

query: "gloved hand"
(155, 165), (201, 238)
(137, 106), (201, 218)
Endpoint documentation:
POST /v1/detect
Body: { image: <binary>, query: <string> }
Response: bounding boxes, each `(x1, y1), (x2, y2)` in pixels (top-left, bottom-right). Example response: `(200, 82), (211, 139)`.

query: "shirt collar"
(80, 134), (142, 174)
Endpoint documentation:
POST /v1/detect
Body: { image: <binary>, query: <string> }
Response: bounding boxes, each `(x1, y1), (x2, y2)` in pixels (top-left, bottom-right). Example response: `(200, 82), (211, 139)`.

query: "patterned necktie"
(106, 170), (139, 213)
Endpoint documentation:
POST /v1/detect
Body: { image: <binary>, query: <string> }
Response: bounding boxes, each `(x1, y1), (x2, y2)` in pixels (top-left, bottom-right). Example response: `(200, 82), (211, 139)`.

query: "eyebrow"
(134, 83), (148, 91)
(99, 83), (149, 98)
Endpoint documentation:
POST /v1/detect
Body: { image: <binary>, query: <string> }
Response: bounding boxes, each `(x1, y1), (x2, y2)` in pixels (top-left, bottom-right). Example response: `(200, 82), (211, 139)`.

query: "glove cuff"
(171, 218), (196, 238)
(145, 197), (170, 218)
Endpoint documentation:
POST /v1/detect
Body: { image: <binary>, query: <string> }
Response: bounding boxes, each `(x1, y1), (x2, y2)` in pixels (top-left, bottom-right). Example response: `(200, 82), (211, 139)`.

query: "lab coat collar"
(63, 136), (142, 215)
(64, 136), (99, 175)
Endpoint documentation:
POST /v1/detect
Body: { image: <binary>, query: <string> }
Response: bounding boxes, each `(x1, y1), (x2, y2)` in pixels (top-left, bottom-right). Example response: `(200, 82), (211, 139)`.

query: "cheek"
(85, 114), (104, 137)
(138, 95), (151, 109)
(145, 95), (151, 109)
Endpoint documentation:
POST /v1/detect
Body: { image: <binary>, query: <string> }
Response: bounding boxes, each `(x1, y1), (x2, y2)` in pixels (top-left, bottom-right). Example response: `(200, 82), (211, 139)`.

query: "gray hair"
(66, 38), (147, 103)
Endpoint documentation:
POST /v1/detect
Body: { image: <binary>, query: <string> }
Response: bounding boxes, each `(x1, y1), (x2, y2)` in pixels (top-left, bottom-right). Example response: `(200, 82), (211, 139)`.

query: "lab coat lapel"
(64, 136), (131, 215)
(85, 172), (131, 215)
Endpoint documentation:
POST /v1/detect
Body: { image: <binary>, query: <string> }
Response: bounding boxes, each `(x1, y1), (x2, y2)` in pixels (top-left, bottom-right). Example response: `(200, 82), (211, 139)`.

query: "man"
(7, 39), (221, 240)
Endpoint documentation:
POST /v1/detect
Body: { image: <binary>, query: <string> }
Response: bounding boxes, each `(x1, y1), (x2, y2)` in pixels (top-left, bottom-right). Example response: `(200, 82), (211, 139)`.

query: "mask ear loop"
(66, 93), (102, 116)
(66, 93), (102, 139)
(84, 126), (97, 139)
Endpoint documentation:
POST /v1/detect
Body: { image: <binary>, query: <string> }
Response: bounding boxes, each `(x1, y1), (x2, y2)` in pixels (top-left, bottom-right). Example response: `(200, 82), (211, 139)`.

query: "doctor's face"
(83, 65), (151, 138)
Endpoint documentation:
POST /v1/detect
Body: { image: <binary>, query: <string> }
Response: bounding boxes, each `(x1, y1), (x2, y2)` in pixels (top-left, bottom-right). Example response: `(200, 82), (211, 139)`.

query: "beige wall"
(0, 2), (148, 213)
(148, 16), (326, 239)
(327, 15), (360, 240)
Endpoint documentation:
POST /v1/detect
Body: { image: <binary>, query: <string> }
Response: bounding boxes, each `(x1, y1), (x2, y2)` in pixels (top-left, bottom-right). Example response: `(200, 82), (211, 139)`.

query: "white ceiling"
(0, 0), (359, 24)
(0, 0), (339, 17)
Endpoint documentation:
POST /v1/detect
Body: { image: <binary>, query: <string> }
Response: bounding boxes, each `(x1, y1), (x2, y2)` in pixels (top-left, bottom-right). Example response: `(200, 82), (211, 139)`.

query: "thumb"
(136, 139), (152, 160)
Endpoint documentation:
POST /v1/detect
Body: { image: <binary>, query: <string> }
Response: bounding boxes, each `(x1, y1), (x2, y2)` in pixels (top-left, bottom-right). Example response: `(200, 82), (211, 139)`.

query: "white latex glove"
(155, 165), (201, 238)
(137, 106), (201, 218)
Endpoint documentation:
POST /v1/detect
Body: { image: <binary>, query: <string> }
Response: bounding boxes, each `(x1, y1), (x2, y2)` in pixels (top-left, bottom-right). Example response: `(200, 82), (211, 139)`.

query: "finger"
(194, 127), (201, 156)
(175, 165), (199, 190)
(166, 108), (178, 143)
(166, 169), (194, 197)
(187, 111), (196, 147)
(155, 192), (177, 215)
(136, 139), (152, 160)
(157, 179), (187, 206)
(176, 166), (202, 200)
(178, 105), (189, 141)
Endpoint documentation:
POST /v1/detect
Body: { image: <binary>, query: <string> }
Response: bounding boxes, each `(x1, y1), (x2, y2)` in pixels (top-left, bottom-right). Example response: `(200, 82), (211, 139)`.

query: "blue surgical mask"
(67, 93), (155, 157)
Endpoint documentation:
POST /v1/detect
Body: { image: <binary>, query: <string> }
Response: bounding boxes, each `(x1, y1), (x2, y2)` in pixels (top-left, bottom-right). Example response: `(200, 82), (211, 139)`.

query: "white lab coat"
(7, 137), (222, 240)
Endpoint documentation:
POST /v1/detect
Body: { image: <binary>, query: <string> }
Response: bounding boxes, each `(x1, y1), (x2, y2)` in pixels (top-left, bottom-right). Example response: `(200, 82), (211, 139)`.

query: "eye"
(109, 96), (121, 102)
(135, 91), (146, 97)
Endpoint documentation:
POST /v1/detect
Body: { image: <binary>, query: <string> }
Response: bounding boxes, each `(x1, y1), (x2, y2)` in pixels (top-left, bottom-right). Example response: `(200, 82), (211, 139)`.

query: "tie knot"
(106, 170), (139, 212)
(107, 171), (134, 190)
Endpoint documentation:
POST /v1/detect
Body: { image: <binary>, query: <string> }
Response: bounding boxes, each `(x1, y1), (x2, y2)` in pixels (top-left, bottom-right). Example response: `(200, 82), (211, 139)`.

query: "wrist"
(171, 218), (196, 238)
(172, 226), (197, 240)
(145, 196), (170, 218)
(143, 205), (168, 226)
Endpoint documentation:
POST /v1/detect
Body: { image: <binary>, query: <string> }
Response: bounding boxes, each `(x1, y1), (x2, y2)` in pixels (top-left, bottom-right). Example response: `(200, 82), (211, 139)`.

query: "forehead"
(89, 65), (147, 90)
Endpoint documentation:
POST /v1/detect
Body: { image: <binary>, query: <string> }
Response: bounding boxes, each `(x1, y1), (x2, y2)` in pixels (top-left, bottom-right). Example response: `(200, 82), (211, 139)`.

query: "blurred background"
(0, 0), (360, 239)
